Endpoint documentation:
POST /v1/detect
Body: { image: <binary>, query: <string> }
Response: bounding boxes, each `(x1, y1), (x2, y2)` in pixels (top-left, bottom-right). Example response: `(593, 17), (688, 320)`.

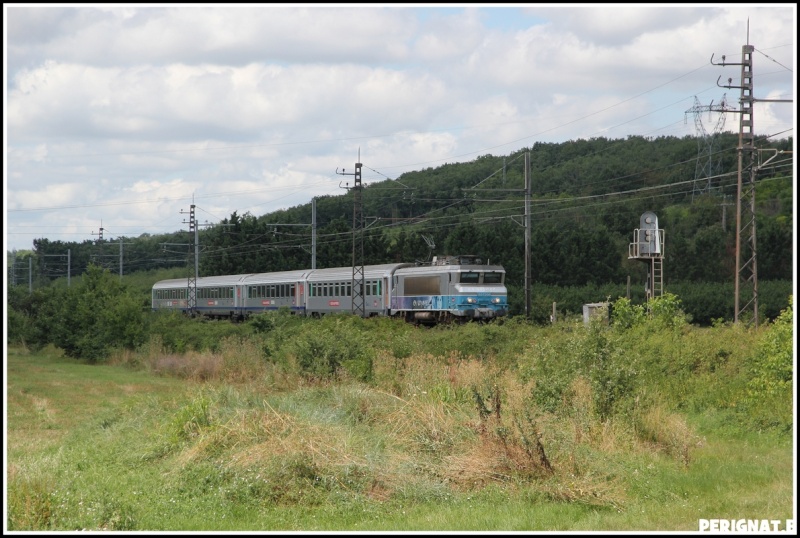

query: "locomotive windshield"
(483, 272), (503, 284)
(459, 271), (503, 284)
(459, 272), (480, 284)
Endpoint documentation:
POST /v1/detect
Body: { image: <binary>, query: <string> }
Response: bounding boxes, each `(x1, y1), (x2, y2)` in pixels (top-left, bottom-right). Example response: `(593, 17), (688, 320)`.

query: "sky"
(4, 3), (796, 254)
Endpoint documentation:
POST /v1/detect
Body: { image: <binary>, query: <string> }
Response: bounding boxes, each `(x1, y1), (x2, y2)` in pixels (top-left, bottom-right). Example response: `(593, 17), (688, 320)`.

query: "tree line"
(9, 133), (793, 324)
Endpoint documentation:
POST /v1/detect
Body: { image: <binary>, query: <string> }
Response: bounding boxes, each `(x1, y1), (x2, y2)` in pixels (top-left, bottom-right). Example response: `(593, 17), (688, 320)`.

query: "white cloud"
(4, 4), (795, 252)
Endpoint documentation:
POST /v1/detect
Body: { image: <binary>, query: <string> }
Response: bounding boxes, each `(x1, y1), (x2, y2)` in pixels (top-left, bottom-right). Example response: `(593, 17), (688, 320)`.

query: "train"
(151, 254), (508, 323)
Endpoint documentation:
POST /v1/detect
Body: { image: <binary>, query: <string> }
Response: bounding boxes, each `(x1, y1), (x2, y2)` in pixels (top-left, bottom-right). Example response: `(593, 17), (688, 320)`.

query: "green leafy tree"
(29, 264), (149, 362)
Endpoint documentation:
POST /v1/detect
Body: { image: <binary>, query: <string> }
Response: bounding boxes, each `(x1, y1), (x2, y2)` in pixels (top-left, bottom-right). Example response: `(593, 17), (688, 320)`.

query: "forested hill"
(18, 133), (794, 321)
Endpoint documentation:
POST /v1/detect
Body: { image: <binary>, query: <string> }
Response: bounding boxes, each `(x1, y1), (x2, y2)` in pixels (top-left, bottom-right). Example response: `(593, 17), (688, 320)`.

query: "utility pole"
(92, 226), (133, 280)
(712, 21), (793, 327)
(91, 221), (104, 242)
(464, 151), (533, 317)
(180, 203), (237, 315)
(524, 152), (531, 320)
(10, 252), (16, 287)
(180, 203), (198, 316)
(337, 151), (365, 317)
(312, 197), (317, 270)
(267, 205), (317, 269)
(42, 251), (71, 285)
(720, 194), (734, 231)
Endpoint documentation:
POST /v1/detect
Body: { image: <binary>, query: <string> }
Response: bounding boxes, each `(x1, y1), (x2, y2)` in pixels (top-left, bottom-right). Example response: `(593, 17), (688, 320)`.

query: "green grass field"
(5, 318), (794, 533)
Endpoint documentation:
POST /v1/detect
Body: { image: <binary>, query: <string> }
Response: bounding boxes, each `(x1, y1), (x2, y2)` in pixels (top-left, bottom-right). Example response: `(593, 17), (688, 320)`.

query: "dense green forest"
(7, 133), (794, 326)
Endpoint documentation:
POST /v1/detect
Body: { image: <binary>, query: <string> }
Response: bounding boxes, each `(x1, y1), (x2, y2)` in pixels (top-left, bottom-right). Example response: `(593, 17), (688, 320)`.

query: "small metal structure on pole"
(628, 211), (665, 303)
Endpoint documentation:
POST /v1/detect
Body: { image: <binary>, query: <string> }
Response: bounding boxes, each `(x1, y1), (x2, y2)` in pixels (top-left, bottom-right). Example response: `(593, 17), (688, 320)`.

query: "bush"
(744, 296), (793, 432)
(293, 315), (375, 382)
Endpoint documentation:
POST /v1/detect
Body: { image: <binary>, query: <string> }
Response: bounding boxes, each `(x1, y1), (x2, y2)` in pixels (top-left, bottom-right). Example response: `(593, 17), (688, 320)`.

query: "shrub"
(744, 296), (793, 432)
(293, 315), (375, 382)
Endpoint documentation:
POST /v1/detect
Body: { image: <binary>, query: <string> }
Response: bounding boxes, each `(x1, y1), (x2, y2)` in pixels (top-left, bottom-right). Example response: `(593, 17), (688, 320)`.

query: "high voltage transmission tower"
(684, 94), (735, 201)
(711, 21), (793, 327)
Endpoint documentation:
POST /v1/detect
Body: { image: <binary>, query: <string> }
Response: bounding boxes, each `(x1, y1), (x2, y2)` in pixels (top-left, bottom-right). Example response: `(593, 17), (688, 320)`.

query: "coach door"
(296, 282), (305, 312)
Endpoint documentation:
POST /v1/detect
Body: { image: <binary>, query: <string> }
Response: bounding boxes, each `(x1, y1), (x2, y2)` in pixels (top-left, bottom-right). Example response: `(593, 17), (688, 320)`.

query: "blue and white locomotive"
(151, 255), (508, 323)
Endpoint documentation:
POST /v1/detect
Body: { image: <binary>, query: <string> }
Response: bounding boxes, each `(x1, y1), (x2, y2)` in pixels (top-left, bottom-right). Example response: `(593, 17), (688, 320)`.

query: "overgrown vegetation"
(6, 292), (794, 531)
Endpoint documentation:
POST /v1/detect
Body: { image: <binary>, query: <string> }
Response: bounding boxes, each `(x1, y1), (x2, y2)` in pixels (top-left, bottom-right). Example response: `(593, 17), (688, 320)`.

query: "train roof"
(152, 264), (414, 290)
(241, 269), (312, 284)
(152, 274), (252, 289)
(305, 263), (413, 282)
(395, 263), (505, 276)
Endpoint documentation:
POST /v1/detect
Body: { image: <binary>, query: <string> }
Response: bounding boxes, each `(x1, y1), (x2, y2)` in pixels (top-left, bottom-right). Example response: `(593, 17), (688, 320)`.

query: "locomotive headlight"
(466, 297), (476, 304)
(492, 297), (501, 303)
